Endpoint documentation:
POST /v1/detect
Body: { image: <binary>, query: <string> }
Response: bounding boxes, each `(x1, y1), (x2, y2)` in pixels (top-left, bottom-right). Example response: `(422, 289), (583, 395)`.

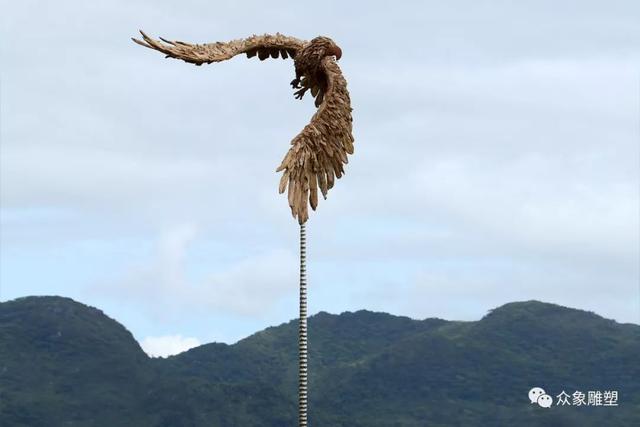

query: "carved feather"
(132, 31), (304, 65)
(276, 57), (353, 224)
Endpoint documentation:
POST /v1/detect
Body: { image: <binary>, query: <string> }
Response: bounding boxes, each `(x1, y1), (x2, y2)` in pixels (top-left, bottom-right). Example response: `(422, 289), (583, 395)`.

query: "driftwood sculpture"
(133, 32), (353, 224)
(133, 31), (354, 427)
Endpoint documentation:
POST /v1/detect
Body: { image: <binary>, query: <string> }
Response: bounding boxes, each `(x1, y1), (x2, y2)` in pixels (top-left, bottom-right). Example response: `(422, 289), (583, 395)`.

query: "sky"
(1, 1), (638, 357)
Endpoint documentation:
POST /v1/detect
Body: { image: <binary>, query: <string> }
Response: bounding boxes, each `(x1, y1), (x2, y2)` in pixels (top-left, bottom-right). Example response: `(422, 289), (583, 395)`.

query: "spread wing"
(276, 57), (354, 224)
(132, 31), (305, 64)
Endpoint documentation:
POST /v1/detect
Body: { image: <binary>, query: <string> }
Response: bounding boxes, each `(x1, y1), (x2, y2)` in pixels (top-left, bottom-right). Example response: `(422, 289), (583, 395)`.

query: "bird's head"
(311, 36), (342, 61)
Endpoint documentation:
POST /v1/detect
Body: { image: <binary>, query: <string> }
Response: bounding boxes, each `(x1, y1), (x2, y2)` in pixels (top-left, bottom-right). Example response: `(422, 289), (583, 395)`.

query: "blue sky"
(1, 1), (638, 356)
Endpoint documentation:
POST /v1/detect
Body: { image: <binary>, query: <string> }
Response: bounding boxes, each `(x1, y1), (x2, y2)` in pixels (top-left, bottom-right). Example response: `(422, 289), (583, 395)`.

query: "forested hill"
(1, 296), (638, 426)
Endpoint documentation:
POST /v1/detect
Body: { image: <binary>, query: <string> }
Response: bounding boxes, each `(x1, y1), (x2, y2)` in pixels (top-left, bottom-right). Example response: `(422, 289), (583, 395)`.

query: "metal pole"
(298, 222), (308, 426)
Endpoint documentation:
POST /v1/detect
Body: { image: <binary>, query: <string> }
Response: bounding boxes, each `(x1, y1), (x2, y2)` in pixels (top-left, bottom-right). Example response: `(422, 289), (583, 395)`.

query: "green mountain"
(0, 296), (638, 426)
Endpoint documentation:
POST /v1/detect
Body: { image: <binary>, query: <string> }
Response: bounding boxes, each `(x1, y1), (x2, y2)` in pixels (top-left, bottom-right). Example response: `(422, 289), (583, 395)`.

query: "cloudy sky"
(1, 1), (638, 357)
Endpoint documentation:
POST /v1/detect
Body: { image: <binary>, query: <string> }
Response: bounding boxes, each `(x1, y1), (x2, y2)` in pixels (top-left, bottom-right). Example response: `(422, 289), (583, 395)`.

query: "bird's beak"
(331, 45), (342, 61)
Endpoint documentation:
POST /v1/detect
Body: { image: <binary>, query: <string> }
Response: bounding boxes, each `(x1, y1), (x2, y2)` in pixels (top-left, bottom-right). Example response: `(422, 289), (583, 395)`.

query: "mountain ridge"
(1, 295), (638, 426)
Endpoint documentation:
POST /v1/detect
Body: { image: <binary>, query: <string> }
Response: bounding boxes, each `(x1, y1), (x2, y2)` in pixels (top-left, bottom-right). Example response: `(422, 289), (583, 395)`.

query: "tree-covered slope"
(1, 296), (638, 426)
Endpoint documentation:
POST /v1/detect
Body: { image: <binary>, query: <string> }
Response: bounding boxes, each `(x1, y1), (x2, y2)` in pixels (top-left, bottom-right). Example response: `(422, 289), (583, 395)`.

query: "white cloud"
(94, 223), (298, 320)
(140, 334), (201, 358)
(201, 248), (298, 315)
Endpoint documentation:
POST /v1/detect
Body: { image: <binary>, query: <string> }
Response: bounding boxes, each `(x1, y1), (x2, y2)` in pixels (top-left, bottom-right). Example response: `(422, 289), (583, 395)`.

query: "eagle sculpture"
(132, 32), (354, 224)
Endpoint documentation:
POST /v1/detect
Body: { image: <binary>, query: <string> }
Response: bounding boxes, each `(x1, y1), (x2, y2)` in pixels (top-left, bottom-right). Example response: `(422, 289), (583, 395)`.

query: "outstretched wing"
(132, 31), (305, 64)
(276, 57), (354, 224)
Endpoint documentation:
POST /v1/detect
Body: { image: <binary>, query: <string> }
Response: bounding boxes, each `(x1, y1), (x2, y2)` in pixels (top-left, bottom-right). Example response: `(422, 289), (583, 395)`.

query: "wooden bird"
(132, 31), (354, 224)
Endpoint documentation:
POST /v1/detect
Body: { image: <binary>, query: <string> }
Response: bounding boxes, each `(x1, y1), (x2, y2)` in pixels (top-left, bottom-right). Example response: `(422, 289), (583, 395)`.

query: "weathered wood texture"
(133, 32), (354, 224)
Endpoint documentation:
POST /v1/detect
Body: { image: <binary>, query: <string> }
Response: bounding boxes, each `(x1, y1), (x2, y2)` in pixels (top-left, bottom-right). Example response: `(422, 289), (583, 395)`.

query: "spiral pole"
(298, 222), (308, 427)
